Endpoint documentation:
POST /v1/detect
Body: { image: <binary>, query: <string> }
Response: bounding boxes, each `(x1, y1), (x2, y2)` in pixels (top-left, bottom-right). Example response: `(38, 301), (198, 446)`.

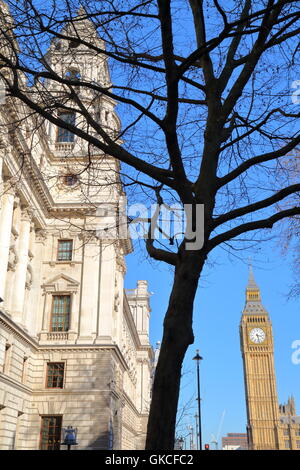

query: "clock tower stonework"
(240, 266), (284, 450)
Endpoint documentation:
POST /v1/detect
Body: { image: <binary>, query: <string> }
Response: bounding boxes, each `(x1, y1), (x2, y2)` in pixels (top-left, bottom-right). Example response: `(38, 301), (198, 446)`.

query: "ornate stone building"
(240, 267), (300, 450)
(0, 5), (152, 450)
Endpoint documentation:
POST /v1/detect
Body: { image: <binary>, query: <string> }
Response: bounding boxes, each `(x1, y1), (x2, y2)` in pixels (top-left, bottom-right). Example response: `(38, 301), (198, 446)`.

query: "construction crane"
(210, 410), (226, 450)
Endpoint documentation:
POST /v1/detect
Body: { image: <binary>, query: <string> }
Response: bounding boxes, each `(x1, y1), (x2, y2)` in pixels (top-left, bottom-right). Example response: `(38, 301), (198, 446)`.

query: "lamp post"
(194, 413), (199, 450)
(61, 426), (78, 450)
(178, 436), (185, 450)
(193, 349), (203, 450)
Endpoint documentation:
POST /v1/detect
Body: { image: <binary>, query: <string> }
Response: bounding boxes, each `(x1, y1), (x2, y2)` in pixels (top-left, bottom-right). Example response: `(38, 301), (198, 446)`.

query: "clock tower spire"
(240, 265), (284, 450)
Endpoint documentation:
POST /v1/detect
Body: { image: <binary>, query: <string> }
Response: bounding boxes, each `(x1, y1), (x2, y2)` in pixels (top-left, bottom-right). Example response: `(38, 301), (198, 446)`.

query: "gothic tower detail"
(240, 266), (283, 450)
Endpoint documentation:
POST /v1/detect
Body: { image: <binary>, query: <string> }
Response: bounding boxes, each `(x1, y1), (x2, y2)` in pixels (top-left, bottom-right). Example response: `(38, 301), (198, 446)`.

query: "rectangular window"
(285, 439), (291, 449)
(40, 416), (62, 450)
(297, 440), (300, 449)
(57, 112), (75, 142)
(50, 295), (70, 332)
(57, 240), (73, 261)
(46, 363), (65, 388)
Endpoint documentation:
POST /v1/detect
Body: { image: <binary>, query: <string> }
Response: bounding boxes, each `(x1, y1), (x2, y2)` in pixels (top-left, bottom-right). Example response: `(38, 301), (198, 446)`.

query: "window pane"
(65, 68), (81, 80)
(51, 295), (70, 332)
(47, 363), (64, 388)
(64, 175), (78, 187)
(57, 240), (73, 261)
(57, 113), (75, 142)
(40, 416), (62, 450)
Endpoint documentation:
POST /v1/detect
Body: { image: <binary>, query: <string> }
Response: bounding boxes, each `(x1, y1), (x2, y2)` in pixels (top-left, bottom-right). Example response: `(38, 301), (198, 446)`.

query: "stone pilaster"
(0, 156), (3, 207)
(0, 182), (15, 300)
(95, 241), (115, 343)
(77, 233), (101, 343)
(10, 207), (33, 325)
(22, 222), (35, 331)
(32, 229), (47, 335)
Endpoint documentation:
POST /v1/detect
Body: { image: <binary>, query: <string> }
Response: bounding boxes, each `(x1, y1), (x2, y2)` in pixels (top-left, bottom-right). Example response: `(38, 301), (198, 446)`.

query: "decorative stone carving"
(3, 179), (18, 196)
(25, 264), (33, 290)
(21, 207), (34, 222)
(7, 245), (18, 271)
(35, 229), (47, 244)
(116, 252), (126, 274)
(56, 171), (80, 191)
(41, 273), (80, 294)
(13, 196), (21, 209)
(78, 230), (99, 245)
(114, 292), (120, 312)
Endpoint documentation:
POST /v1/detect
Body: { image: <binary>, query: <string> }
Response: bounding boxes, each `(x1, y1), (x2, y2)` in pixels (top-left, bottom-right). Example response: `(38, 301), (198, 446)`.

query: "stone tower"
(240, 266), (283, 450)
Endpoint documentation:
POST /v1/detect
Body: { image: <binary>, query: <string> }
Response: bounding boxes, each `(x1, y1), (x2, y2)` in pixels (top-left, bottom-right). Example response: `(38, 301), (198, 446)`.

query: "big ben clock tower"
(240, 266), (284, 450)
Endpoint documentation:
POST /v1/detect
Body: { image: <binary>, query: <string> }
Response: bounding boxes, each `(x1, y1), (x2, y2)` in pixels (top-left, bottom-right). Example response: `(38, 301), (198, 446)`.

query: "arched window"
(69, 39), (80, 49)
(57, 112), (75, 142)
(65, 68), (81, 81)
(63, 174), (78, 186)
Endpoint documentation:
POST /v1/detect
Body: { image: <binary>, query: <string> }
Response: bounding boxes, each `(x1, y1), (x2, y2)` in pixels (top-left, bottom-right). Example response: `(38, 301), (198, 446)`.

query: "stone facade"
(0, 5), (152, 450)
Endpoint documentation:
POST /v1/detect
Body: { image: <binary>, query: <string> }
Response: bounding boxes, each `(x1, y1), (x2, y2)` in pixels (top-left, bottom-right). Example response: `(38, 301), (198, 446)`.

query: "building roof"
(247, 263), (259, 289)
(242, 264), (268, 315)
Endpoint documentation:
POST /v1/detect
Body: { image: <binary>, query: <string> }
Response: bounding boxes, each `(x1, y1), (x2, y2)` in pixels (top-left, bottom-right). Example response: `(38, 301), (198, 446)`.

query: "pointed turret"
(243, 264), (267, 315)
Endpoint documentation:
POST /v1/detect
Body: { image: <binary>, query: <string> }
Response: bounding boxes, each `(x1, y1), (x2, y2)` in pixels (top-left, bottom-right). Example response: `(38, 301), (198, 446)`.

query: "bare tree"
(0, 0), (300, 449)
(277, 154), (300, 297)
(289, 218), (300, 297)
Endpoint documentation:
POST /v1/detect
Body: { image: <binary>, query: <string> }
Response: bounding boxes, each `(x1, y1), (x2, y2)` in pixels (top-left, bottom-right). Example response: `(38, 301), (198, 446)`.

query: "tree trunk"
(145, 251), (206, 450)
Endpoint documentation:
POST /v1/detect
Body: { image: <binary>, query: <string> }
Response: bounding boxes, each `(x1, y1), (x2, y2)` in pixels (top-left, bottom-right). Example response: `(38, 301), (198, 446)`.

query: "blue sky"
(124, 239), (300, 449)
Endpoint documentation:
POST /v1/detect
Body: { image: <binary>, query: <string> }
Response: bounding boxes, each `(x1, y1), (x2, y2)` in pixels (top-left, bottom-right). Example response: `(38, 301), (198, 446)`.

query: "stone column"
(77, 234), (101, 343)
(10, 207), (33, 325)
(0, 183), (15, 300)
(0, 156), (3, 206)
(68, 290), (79, 342)
(39, 292), (52, 341)
(33, 229), (47, 335)
(95, 241), (115, 343)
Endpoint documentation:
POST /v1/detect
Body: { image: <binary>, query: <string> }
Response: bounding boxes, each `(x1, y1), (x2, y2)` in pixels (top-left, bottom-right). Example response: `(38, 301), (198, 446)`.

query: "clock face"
(249, 327), (266, 344)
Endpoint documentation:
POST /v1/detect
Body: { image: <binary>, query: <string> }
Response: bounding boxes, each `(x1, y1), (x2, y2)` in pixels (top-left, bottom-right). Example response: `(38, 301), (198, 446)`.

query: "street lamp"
(61, 426), (78, 450)
(193, 349), (203, 450)
(178, 436), (185, 450)
(194, 413), (199, 450)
